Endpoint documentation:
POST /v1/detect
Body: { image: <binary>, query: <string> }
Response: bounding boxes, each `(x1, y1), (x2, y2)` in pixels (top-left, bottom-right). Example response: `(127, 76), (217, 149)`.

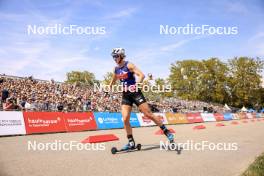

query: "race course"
(1, 120), (264, 176)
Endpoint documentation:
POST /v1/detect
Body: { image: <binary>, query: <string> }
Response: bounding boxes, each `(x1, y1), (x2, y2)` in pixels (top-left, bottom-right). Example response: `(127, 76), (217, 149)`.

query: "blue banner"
(94, 112), (124, 129)
(129, 113), (140, 127)
(223, 113), (233, 121)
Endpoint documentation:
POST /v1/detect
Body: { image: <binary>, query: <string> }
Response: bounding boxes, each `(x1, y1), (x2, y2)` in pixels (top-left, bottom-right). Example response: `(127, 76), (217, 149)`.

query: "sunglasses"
(112, 55), (119, 59)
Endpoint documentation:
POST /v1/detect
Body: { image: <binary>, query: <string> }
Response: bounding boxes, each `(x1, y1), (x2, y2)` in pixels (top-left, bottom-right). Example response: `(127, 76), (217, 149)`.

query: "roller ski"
(164, 133), (182, 154)
(111, 142), (141, 154)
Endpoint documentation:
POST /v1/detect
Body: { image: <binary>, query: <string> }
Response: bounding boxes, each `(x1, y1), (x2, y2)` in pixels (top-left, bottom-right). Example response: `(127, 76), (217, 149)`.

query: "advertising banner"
(128, 113), (141, 127)
(232, 113), (240, 120)
(186, 113), (203, 123)
(174, 113), (188, 124)
(201, 113), (216, 122)
(165, 113), (196, 124)
(223, 113), (233, 121)
(238, 113), (247, 119)
(256, 113), (263, 118)
(63, 112), (97, 132)
(0, 111), (26, 136)
(136, 113), (156, 126)
(154, 113), (168, 125)
(213, 113), (225, 121)
(167, 113), (189, 124)
(94, 112), (123, 129)
(23, 112), (66, 134)
(246, 113), (254, 119)
(165, 113), (178, 124)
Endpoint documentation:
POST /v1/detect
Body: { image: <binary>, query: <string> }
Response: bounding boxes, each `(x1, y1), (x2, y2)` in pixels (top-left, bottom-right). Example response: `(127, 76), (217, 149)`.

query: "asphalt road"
(1, 119), (264, 176)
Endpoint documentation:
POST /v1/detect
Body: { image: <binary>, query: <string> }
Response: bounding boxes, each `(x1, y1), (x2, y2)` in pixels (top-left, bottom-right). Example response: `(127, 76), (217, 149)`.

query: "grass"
(242, 152), (264, 176)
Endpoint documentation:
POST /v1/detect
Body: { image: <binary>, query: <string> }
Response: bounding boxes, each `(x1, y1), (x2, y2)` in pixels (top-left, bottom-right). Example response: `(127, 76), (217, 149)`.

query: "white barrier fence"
(0, 112), (26, 136)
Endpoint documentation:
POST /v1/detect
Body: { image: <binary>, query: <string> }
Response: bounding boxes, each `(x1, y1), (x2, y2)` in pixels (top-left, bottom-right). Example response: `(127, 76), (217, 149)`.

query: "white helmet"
(111, 48), (126, 57)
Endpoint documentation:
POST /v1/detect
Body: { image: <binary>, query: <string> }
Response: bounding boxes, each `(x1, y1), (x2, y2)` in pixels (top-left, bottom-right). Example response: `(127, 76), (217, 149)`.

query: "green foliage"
(169, 57), (264, 108)
(169, 60), (204, 100)
(228, 57), (264, 107)
(102, 72), (115, 85)
(154, 78), (173, 98)
(65, 71), (97, 86)
(242, 152), (264, 176)
(199, 58), (230, 104)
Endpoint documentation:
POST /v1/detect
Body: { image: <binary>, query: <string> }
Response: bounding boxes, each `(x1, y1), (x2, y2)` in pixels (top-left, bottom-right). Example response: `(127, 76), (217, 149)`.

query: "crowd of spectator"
(0, 75), (226, 113)
(149, 98), (225, 113)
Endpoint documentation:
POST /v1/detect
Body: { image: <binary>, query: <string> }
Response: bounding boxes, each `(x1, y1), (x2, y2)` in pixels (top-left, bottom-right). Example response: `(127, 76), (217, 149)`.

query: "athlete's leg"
(121, 104), (133, 136)
(121, 104), (136, 148)
(138, 102), (174, 142)
(138, 102), (163, 126)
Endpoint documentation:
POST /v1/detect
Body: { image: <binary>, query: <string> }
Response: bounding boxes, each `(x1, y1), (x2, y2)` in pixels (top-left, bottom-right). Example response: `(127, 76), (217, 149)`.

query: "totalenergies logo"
(116, 72), (128, 80)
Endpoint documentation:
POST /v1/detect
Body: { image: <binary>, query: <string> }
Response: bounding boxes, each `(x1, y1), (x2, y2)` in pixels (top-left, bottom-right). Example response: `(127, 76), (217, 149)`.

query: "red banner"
(23, 112), (66, 134)
(214, 113), (225, 121)
(186, 113), (203, 123)
(63, 112), (97, 132)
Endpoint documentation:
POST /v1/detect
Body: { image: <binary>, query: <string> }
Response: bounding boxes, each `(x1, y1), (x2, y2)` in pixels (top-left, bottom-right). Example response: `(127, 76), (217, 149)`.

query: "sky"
(0, 0), (263, 81)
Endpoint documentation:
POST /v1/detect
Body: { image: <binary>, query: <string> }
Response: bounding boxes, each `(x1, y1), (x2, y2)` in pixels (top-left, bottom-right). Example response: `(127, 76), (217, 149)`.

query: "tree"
(154, 78), (173, 98)
(102, 72), (115, 85)
(65, 71), (97, 86)
(228, 57), (264, 107)
(169, 60), (204, 100)
(168, 57), (264, 108)
(199, 58), (230, 104)
(259, 88), (264, 108)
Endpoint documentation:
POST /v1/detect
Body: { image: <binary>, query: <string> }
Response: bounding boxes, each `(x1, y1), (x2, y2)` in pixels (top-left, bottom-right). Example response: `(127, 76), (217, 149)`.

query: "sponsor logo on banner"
(137, 113), (156, 126)
(175, 113), (188, 123)
(63, 112), (97, 132)
(165, 113), (188, 124)
(186, 113), (203, 123)
(23, 112), (67, 134)
(0, 111), (26, 136)
(201, 113), (216, 122)
(128, 113), (140, 127)
(165, 113), (177, 124)
(223, 113), (233, 120)
(214, 113), (224, 121)
(94, 112), (123, 129)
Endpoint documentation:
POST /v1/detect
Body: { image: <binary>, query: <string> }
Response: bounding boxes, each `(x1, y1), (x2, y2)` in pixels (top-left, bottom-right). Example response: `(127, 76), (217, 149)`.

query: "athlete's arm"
(109, 68), (117, 90)
(127, 63), (145, 83)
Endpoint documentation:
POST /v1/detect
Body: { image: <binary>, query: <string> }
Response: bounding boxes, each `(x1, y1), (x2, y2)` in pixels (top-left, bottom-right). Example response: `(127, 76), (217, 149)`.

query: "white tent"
(224, 104), (231, 110)
(241, 106), (247, 112)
